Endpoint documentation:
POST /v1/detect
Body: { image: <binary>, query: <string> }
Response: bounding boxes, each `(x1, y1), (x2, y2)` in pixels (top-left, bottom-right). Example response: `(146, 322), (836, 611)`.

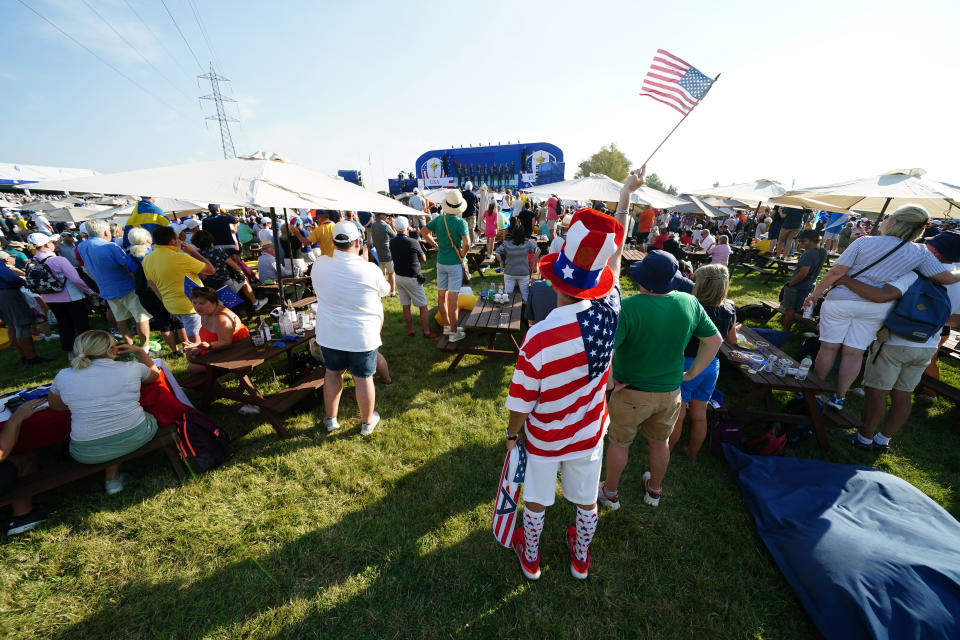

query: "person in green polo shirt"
(598, 250), (721, 511)
(421, 190), (470, 343)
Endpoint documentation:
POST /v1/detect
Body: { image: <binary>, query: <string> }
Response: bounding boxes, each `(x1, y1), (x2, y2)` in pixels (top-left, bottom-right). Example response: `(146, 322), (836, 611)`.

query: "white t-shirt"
(51, 359), (151, 442)
(887, 263), (960, 348)
(700, 234), (716, 251)
(311, 251), (389, 352)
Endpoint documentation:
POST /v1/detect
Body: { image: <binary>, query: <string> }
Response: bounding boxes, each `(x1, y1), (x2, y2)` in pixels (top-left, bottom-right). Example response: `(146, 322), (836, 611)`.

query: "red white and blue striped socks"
(522, 510), (545, 562)
(575, 506), (598, 562)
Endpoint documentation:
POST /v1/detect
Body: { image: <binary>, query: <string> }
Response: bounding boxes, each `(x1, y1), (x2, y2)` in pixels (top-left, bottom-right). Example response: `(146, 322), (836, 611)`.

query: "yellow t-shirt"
(142, 245), (205, 315)
(307, 221), (336, 257)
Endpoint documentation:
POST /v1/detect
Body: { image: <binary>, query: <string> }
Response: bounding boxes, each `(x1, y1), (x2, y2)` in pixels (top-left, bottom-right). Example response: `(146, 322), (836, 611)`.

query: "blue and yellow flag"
(123, 198), (170, 246)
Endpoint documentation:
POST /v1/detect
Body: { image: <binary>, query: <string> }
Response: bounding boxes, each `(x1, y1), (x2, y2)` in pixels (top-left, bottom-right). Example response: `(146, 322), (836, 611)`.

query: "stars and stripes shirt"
(505, 288), (620, 460)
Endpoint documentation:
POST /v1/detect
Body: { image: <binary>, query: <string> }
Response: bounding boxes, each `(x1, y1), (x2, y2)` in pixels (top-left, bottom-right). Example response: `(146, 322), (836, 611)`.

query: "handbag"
(442, 215), (470, 283)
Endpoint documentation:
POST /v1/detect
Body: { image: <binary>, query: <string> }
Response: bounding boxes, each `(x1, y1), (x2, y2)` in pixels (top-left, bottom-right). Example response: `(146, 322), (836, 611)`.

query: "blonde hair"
(718, 235), (729, 244)
(70, 330), (114, 370)
(126, 227), (153, 259)
(882, 205), (929, 242)
(692, 264), (730, 307)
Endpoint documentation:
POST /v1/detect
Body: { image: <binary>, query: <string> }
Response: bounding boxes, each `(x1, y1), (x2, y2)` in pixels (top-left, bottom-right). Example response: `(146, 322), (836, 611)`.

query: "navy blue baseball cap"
(926, 230), (960, 263)
(629, 250), (679, 294)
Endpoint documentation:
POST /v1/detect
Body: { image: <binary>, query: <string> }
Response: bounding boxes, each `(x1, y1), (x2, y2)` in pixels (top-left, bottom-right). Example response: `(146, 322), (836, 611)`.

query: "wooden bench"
(259, 367), (326, 416)
(740, 264), (774, 278)
(939, 330), (960, 364)
(435, 309), (472, 353)
(0, 429), (186, 509)
(919, 374), (960, 407)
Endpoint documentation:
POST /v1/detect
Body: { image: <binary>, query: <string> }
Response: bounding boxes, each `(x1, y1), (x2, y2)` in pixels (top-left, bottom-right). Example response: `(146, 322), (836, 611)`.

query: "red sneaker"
(510, 527), (541, 580)
(423, 331), (440, 339)
(566, 525), (590, 579)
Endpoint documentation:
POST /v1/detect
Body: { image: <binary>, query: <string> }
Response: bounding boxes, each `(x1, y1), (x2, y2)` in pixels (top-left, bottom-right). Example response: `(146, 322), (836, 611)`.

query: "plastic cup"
(755, 341), (769, 355)
(499, 312), (509, 328)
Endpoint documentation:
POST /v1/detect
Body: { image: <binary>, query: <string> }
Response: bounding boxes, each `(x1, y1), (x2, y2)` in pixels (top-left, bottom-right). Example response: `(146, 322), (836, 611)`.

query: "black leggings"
(47, 299), (91, 353)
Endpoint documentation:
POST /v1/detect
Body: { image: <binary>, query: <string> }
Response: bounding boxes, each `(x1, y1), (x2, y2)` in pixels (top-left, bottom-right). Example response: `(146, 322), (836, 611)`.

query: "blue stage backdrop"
(389, 142), (564, 195)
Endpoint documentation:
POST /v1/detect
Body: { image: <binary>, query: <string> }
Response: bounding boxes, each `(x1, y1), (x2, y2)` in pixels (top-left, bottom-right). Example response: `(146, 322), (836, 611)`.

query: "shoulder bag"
(442, 215), (470, 284)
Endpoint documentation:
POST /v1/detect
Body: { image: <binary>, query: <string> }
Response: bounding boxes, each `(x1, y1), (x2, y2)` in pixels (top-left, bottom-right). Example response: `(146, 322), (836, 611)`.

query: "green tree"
(645, 173), (679, 195)
(575, 143), (631, 181)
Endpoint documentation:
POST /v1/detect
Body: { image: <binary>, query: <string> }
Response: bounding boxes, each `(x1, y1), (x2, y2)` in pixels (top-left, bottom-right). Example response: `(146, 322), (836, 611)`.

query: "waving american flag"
(505, 289), (620, 459)
(640, 49), (714, 116)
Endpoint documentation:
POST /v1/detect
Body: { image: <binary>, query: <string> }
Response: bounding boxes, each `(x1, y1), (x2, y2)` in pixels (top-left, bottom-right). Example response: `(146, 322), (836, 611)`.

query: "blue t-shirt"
(77, 237), (140, 299)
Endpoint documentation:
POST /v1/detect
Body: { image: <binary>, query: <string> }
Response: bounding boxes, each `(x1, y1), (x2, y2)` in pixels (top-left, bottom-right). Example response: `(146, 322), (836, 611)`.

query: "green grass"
(0, 264), (957, 639)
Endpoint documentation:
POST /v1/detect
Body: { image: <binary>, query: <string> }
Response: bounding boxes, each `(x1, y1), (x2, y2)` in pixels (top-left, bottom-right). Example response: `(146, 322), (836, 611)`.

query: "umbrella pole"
(641, 73), (721, 167)
(271, 207), (285, 304)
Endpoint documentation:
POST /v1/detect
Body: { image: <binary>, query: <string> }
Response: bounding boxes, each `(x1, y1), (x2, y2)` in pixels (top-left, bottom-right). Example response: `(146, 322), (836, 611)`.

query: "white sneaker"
(105, 473), (129, 495)
(449, 329), (467, 343)
(43, 333), (60, 342)
(254, 297), (269, 311)
(443, 325), (452, 335)
(642, 471), (661, 507)
(238, 404), (261, 415)
(360, 411), (380, 436)
(325, 417), (340, 432)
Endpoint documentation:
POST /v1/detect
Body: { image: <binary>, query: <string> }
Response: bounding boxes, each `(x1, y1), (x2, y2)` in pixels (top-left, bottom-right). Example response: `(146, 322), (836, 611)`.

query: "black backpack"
(24, 256), (66, 294)
(174, 410), (234, 473)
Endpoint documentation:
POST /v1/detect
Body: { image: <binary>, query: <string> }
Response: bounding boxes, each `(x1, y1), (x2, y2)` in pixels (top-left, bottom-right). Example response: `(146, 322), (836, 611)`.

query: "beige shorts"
(862, 343), (937, 392)
(381, 260), (395, 275)
(106, 290), (152, 323)
(396, 275), (427, 307)
(607, 387), (681, 445)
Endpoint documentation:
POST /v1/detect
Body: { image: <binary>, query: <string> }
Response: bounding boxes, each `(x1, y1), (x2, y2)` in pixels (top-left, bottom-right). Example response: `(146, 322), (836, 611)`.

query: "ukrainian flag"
(123, 198), (170, 247)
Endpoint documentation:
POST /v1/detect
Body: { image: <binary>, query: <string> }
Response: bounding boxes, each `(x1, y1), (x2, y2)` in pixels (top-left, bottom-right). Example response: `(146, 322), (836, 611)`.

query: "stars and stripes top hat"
(539, 208), (625, 300)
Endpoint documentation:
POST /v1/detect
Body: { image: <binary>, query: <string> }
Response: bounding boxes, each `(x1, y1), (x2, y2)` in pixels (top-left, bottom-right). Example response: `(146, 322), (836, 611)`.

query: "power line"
(122, 0), (193, 79)
(15, 0), (188, 118)
(79, 0), (192, 102)
(159, 0), (203, 70)
(185, 0), (222, 73)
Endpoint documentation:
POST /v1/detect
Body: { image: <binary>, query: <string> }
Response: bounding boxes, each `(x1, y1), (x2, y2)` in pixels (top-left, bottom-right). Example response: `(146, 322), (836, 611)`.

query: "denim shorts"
(680, 356), (720, 403)
(320, 346), (378, 378)
(436, 262), (463, 292)
(781, 285), (813, 312)
(174, 312), (202, 339)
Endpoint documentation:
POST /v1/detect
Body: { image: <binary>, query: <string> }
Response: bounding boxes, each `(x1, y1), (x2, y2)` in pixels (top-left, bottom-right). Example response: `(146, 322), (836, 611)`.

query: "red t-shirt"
(637, 208), (655, 233)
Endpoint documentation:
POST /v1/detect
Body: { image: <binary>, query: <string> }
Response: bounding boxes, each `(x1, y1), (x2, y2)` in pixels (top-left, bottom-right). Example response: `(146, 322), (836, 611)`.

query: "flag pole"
(641, 73), (721, 168)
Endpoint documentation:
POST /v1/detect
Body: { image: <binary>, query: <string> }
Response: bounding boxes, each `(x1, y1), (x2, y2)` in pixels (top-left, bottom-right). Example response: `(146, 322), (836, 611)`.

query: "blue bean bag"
(724, 445), (960, 640)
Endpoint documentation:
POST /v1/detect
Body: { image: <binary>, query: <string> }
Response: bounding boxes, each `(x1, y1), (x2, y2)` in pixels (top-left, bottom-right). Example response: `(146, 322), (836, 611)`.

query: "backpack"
(174, 410), (233, 473)
(742, 424), (788, 456)
(710, 412), (745, 459)
(24, 257), (66, 294)
(883, 274), (952, 343)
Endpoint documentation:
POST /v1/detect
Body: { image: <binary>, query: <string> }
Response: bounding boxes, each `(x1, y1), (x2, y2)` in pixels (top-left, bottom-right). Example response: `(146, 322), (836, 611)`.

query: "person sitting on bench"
(47, 330), (161, 495)
(1, 399), (47, 535)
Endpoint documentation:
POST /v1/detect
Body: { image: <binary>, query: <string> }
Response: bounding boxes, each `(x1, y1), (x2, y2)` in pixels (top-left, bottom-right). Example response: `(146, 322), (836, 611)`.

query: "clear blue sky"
(2, 0), (958, 192)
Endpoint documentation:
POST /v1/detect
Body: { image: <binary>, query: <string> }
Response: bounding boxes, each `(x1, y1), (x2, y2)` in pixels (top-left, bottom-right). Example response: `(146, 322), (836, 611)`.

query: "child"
(494, 220), (540, 301)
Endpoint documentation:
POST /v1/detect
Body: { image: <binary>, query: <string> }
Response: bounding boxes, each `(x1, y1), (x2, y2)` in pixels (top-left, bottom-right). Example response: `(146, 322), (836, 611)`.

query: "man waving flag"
(640, 49), (715, 115)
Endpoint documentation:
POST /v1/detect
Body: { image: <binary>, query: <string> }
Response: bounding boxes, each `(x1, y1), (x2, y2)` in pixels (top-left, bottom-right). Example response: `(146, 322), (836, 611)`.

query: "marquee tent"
(686, 179), (786, 207)
(521, 174), (684, 209)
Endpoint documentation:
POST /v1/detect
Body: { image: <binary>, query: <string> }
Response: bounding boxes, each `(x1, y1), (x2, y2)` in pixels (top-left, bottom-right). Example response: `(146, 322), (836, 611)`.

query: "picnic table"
(436, 289), (524, 371)
(292, 295), (316, 310)
(763, 257), (798, 283)
(719, 326), (858, 451)
(621, 248), (645, 265)
(253, 276), (313, 305)
(685, 250), (710, 266)
(186, 330), (324, 438)
(465, 247), (494, 280)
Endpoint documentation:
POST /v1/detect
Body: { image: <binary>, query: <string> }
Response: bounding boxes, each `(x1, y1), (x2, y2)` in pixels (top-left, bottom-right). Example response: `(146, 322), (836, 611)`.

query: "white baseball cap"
(332, 220), (361, 243)
(394, 216), (409, 232)
(27, 232), (56, 247)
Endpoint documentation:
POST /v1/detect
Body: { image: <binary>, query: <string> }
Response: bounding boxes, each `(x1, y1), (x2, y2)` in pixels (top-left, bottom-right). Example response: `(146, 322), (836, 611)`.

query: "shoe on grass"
(597, 481), (620, 511)
(238, 404), (261, 415)
(423, 331), (439, 339)
(566, 525), (590, 579)
(105, 473), (129, 496)
(824, 394), (845, 411)
(325, 417), (340, 433)
(841, 433), (874, 452)
(6, 507), (52, 536)
(360, 411), (380, 436)
(510, 528), (540, 580)
(872, 439), (890, 454)
(642, 471), (661, 507)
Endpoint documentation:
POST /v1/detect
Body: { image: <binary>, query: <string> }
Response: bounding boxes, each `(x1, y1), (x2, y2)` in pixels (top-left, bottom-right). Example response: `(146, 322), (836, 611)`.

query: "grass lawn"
(0, 263), (957, 639)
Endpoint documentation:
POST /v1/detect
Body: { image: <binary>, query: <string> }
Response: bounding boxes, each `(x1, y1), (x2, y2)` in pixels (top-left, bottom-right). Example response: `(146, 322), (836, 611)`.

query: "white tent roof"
(16, 197), (83, 211)
(44, 204), (111, 224)
(91, 197), (209, 221)
(21, 153), (426, 217)
(685, 179), (786, 207)
(771, 169), (960, 219)
(522, 174), (684, 209)
(0, 162), (98, 186)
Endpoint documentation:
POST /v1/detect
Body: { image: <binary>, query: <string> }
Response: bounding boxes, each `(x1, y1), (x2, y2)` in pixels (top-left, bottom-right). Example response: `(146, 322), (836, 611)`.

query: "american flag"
(640, 49), (714, 116)
(492, 442), (526, 547)
(505, 290), (620, 459)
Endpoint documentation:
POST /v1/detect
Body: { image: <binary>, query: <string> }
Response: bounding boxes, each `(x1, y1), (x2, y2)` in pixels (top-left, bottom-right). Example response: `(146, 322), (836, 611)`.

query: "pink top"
(483, 211), (499, 236)
(707, 243), (732, 266)
(33, 249), (94, 303)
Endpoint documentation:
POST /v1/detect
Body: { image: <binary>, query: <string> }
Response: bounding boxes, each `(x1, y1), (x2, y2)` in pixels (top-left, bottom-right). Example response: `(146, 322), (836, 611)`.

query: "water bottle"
(802, 301), (814, 319)
(795, 356), (812, 381)
(763, 356), (777, 373)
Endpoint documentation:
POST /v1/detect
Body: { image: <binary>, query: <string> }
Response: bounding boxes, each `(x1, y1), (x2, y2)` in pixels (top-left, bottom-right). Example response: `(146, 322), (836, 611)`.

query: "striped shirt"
(829, 236), (949, 302)
(505, 288), (620, 461)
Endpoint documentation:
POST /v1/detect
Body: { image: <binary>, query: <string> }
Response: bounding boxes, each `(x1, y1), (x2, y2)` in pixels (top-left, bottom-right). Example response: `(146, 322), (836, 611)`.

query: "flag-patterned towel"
(492, 442), (527, 548)
(505, 289), (620, 460)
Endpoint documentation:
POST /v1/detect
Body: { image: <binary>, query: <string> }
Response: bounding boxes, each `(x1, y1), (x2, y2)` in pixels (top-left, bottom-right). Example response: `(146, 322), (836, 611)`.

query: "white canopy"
(685, 179), (786, 207)
(16, 197), (83, 211)
(44, 204), (111, 224)
(21, 153), (426, 217)
(91, 197), (209, 221)
(771, 169), (960, 219)
(521, 174), (684, 209)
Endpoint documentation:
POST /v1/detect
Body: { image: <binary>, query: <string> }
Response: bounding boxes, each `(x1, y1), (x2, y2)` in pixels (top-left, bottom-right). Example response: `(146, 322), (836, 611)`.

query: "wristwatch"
(505, 429), (518, 441)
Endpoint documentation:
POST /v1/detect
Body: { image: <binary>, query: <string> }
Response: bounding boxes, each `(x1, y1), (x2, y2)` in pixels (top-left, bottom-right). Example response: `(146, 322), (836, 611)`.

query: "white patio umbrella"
(16, 197), (83, 211)
(686, 179), (786, 207)
(91, 197), (209, 222)
(23, 153), (427, 297)
(44, 204), (111, 224)
(772, 169), (960, 219)
(522, 174), (684, 208)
